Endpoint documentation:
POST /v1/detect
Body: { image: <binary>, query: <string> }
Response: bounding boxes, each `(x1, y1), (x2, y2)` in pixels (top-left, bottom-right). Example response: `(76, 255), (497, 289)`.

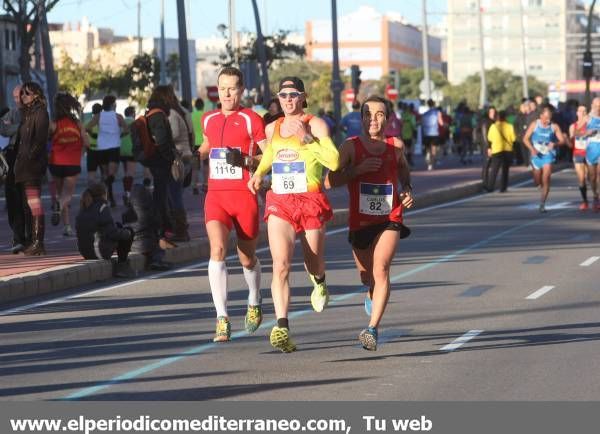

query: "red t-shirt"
(49, 118), (83, 166)
(202, 107), (266, 191)
(348, 136), (403, 231)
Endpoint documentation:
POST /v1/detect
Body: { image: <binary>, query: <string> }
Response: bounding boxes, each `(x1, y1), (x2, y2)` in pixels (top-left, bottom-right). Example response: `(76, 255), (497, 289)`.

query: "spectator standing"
(486, 110), (515, 192)
(0, 84), (31, 254)
(14, 82), (49, 256)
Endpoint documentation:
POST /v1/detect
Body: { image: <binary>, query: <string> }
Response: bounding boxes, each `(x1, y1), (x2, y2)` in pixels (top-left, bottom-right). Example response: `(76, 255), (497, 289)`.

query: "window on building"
(4, 29), (9, 50)
(11, 30), (16, 51)
(528, 0), (542, 7)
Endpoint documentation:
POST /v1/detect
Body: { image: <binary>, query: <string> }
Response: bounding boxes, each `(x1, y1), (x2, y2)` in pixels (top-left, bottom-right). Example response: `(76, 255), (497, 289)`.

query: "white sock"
(243, 258), (262, 306)
(208, 260), (228, 318)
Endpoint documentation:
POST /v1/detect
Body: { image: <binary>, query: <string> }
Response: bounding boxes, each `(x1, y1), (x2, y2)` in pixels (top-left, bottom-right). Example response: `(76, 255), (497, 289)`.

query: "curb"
(0, 165), (565, 305)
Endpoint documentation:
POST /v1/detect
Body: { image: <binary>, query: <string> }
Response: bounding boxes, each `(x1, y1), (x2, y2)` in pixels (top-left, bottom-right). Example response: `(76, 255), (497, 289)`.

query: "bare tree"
(3, 0), (61, 82)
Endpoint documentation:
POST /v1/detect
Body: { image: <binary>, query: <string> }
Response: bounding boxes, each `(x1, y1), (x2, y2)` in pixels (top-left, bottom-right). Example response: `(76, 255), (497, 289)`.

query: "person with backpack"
(131, 87), (178, 242)
(48, 92), (90, 237)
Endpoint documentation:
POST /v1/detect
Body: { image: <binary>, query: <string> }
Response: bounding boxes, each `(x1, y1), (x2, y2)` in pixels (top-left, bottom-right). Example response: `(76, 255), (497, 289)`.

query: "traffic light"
(351, 64), (362, 95)
(583, 50), (594, 79)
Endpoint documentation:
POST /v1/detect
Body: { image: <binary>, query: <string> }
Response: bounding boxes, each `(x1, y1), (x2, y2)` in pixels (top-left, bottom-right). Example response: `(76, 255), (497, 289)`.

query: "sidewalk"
(0, 154), (534, 303)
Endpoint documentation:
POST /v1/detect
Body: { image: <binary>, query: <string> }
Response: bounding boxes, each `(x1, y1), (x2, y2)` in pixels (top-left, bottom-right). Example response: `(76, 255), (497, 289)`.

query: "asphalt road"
(1, 169), (599, 401)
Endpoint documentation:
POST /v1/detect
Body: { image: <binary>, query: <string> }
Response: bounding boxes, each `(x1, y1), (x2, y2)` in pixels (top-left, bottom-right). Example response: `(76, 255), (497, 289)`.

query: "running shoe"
(51, 202), (60, 226)
(539, 203), (547, 213)
(364, 296), (372, 316)
(309, 274), (329, 313)
(358, 326), (378, 351)
(62, 225), (72, 237)
(213, 316), (231, 342)
(269, 326), (296, 353)
(244, 304), (263, 333)
(579, 201), (589, 211)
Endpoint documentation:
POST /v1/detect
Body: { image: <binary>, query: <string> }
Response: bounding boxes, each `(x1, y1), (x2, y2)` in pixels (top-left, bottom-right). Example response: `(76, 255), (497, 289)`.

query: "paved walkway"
(0, 154), (530, 279)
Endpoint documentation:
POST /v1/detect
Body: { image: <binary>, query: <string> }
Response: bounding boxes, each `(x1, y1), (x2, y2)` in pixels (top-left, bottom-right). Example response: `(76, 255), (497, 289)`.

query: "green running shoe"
(244, 304), (263, 333)
(359, 326), (378, 351)
(213, 316), (231, 342)
(309, 274), (329, 313)
(270, 326), (296, 353)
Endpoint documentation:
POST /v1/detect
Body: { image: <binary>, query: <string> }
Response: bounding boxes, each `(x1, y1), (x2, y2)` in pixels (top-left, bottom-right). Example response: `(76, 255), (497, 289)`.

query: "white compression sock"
(208, 260), (228, 318)
(243, 258), (262, 306)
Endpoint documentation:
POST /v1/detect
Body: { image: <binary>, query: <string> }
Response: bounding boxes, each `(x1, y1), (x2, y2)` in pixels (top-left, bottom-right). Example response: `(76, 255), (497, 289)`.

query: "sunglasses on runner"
(277, 92), (303, 99)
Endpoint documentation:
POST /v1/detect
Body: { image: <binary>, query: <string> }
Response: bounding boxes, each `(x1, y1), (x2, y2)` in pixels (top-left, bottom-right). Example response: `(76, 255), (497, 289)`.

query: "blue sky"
(48, 0), (448, 39)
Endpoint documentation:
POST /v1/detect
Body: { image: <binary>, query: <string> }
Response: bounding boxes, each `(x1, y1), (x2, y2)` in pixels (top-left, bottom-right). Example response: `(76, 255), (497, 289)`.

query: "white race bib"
(533, 142), (549, 155)
(359, 183), (394, 216)
(575, 138), (587, 151)
(272, 161), (307, 194)
(209, 147), (242, 180)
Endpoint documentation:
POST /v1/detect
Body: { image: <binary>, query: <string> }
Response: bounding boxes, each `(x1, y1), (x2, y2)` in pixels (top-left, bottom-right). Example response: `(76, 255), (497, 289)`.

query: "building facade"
(0, 15), (20, 108)
(447, 0), (585, 89)
(305, 6), (442, 80)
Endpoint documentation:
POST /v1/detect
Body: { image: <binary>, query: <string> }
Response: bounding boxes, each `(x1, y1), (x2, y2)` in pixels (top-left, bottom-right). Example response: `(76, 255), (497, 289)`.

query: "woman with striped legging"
(14, 82), (50, 256)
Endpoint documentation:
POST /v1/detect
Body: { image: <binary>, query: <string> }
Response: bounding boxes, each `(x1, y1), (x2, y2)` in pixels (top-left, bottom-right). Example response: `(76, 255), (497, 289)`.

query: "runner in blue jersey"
(523, 105), (566, 213)
(584, 97), (600, 211)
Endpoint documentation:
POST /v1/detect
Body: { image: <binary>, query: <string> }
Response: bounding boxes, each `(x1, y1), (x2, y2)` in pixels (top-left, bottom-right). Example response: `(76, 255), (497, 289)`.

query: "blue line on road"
(64, 208), (567, 400)
(524, 256), (549, 264)
(460, 285), (495, 297)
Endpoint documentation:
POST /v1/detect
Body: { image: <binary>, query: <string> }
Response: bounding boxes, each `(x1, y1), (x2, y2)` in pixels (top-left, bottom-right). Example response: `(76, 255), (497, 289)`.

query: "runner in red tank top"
(197, 67), (267, 342)
(48, 92), (89, 236)
(569, 104), (590, 210)
(326, 95), (414, 351)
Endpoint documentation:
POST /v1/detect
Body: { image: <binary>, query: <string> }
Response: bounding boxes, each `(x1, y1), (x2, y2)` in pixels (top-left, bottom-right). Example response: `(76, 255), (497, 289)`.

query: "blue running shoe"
(359, 326), (378, 351)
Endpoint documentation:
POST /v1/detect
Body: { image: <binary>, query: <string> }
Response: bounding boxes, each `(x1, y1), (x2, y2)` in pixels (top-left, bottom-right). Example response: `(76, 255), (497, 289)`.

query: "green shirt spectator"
(191, 97), (205, 147)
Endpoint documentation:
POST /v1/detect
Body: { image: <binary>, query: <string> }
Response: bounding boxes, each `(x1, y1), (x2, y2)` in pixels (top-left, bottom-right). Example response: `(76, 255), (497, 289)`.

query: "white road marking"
(526, 285), (555, 300)
(580, 256), (599, 267)
(440, 330), (483, 352)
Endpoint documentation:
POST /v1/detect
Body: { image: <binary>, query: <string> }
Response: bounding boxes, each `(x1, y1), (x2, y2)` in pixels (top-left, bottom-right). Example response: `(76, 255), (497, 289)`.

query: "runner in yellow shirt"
(248, 76), (340, 352)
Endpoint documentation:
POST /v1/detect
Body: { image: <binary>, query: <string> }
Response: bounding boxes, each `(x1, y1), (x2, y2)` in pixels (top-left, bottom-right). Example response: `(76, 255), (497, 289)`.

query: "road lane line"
(63, 209), (568, 400)
(526, 286), (555, 300)
(580, 256), (599, 267)
(440, 330), (483, 352)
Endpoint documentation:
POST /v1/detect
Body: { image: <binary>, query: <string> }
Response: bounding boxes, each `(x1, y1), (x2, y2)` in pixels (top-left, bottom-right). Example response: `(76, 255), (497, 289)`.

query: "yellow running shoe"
(244, 304), (262, 333)
(309, 274), (329, 313)
(213, 316), (231, 342)
(269, 326), (297, 353)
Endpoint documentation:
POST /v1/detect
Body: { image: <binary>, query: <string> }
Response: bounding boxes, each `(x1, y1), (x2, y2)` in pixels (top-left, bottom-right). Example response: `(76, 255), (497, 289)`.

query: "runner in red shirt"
(569, 104), (589, 210)
(327, 95), (414, 351)
(49, 92), (90, 236)
(198, 67), (267, 342)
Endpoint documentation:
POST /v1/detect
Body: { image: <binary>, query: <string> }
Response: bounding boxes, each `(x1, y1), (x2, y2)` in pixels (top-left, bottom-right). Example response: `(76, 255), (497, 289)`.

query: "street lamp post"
(251, 0), (271, 103)
(330, 0), (343, 145)
(176, 0), (192, 103)
(477, 0), (487, 108)
(159, 0), (166, 85)
(585, 0), (597, 108)
(421, 0), (431, 100)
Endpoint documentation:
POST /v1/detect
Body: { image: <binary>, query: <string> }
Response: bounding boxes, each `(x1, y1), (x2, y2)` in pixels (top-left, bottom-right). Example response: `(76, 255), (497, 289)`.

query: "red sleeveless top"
(571, 120), (587, 157)
(50, 118), (83, 166)
(348, 136), (403, 231)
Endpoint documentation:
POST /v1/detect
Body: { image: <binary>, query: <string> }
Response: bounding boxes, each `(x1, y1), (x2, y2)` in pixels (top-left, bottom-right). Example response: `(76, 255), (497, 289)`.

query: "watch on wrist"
(302, 133), (315, 145)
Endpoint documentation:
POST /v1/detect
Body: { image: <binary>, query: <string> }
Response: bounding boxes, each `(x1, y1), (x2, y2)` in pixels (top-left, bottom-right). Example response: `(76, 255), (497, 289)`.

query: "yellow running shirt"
(256, 116), (340, 193)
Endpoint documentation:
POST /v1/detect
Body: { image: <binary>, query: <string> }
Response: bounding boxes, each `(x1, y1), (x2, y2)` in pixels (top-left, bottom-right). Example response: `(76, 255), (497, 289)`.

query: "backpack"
(130, 108), (164, 166)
